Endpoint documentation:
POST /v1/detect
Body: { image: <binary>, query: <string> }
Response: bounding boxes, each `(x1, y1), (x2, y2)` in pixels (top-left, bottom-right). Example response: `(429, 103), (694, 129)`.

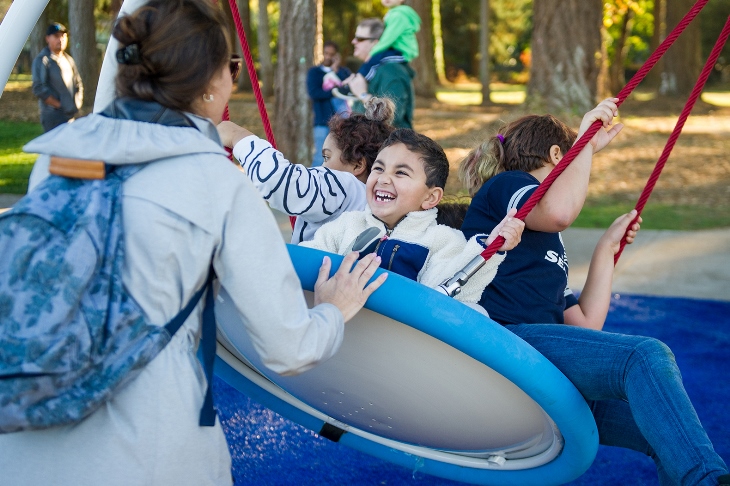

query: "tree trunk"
(257, 0), (274, 97)
(30, 8), (50, 61)
(314, 0), (323, 65)
(609, 8), (635, 94)
(406, 0), (437, 98)
(528, 0), (604, 114)
(68, 0), (98, 109)
(432, 0), (447, 84)
(236, 0), (254, 90)
(275, 0), (314, 164)
(479, 0), (490, 105)
(660, 0), (701, 97)
(644, 0), (665, 89)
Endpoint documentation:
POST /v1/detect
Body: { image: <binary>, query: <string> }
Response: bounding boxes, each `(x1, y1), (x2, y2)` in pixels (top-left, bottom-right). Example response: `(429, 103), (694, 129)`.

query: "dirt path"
(3, 85), (729, 211)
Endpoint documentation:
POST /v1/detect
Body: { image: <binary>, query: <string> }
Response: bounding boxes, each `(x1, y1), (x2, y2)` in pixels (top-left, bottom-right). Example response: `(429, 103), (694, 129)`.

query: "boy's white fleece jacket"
(233, 135), (367, 243)
(301, 207), (505, 304)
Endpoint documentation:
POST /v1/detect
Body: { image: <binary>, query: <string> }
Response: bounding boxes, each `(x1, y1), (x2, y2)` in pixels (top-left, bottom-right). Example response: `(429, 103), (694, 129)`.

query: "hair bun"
(364, 96), (396, 125)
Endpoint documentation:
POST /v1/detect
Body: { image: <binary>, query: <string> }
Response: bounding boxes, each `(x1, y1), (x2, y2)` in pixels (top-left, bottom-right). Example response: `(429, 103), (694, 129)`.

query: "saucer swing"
(1, 0), (726, 483)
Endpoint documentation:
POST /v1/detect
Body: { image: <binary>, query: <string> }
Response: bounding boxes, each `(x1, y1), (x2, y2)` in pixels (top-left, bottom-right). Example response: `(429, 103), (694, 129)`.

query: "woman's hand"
(597, 209), (643, 255)
(217, 120), (254, 149)
(313, 252), (388, 322)
(485, 208), (525, 251)
(577, 97), (623, 154)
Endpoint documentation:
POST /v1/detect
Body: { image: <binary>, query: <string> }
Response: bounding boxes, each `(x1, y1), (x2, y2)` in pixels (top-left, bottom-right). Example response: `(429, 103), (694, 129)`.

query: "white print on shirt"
(544, 232), (569, 278)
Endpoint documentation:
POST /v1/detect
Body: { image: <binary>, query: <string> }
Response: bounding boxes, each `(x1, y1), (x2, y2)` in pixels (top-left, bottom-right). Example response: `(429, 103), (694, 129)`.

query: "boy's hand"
(485, 208), (525, 251)
(217, 121), (254, 148)
(598, 209), (642, 255)
(577, 97), (623, 154)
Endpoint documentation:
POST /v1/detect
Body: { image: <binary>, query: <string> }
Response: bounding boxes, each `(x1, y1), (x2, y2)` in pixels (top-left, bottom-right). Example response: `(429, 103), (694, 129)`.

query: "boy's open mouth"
(374, 190), (395, 202)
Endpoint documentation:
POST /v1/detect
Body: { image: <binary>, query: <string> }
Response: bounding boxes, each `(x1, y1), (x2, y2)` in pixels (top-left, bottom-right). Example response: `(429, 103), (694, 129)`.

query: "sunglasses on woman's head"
(230, 56), (242, 82)
(354, 36), (376, 43)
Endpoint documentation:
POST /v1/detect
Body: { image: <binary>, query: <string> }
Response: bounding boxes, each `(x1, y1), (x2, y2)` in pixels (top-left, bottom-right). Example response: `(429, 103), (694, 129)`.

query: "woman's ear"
(421, 187), (444, 210)
(549, 145), (563, 164)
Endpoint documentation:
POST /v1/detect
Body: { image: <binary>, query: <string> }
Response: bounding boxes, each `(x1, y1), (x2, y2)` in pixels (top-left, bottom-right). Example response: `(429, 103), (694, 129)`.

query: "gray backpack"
(0, 160), (216, 433)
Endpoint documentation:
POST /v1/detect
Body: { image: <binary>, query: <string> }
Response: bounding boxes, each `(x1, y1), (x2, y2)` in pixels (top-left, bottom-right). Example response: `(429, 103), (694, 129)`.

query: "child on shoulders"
(301, 128), (524, 305)
(341, 0), (420, 97)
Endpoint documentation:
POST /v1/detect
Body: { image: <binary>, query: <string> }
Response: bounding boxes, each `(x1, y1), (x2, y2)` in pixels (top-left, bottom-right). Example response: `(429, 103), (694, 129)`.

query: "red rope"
(225, 0), (295, 226)
(614, 13), (730, 262)
(226, 0), (277, 148)
(477, 0), (710, 264)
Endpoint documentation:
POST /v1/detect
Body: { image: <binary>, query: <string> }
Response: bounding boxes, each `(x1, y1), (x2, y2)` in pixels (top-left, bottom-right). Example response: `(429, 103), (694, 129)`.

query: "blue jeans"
(312, 125), (329, 167)
(505, 324), (728, 485)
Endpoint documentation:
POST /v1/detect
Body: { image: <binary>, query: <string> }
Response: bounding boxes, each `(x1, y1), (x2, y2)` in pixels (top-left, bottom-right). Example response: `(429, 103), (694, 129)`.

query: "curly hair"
(328, 97), (396, 175)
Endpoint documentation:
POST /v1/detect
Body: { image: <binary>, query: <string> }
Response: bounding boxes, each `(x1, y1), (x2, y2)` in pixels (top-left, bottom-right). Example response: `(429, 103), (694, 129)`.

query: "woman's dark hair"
(328, 96), (396, 174)
(380, 128), (450, 189)
(459, 114), (577, 196)
(113, 0), (231, 112)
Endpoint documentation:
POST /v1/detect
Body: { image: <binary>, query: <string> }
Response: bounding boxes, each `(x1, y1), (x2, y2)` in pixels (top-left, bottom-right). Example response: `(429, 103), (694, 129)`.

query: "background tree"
(235, 0), (254, 91)
(432, 0), (447, 84)
(257, 0), (274, 97)
(68, 0), (98, 109)
(479, 0), (490, 105)
(406, 0), (437, 98)
(275, 0), (314, 164)
(660, 0), (701, 96)
(528, 0), (605, 113)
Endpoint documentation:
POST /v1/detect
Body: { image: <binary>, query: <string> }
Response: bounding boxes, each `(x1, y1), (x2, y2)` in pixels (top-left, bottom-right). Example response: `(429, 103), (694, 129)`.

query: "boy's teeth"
(375, 191), (395, 202)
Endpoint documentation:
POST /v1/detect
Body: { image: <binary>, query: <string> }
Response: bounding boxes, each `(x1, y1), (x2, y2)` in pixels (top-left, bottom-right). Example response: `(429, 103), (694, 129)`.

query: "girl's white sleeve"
(232, 135), (357, 224)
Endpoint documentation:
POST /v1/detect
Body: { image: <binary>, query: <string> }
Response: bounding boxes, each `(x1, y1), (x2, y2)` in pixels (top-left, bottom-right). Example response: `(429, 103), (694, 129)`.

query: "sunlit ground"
(436, 82), (730, 107)
(436, 82), (526, 105)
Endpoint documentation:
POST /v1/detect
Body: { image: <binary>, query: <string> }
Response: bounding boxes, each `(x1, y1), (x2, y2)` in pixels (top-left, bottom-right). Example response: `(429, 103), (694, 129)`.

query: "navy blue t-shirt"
(461, 171), (578, 325)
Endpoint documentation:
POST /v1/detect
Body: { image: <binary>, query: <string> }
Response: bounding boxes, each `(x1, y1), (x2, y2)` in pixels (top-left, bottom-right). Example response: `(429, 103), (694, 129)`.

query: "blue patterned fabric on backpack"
(0, 165), (213, 433)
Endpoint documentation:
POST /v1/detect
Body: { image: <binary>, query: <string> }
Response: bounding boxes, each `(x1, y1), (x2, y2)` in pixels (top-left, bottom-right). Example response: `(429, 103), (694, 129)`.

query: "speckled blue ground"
(214, 294), (730, 485)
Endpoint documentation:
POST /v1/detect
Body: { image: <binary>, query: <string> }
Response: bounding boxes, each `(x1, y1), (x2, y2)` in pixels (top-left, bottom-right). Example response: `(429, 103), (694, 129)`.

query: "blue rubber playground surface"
(213, 294), (730, 485)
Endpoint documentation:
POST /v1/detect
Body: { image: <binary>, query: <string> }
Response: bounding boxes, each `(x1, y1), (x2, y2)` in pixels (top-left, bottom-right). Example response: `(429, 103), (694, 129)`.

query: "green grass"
(0, 120), (42, 194)
(575, 201), (730, 230)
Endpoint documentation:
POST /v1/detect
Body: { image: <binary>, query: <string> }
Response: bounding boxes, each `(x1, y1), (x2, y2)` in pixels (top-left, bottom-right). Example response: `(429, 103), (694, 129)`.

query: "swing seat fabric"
(214, 245), (598, 485)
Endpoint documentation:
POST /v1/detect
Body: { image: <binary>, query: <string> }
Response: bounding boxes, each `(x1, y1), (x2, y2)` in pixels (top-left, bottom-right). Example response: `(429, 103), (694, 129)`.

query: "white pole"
(0, 0), (51, 98)
(94, 0), (147, 112)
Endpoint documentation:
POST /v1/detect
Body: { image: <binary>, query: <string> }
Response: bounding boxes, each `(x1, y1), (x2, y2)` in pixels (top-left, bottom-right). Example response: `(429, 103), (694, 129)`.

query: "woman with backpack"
(0, 0), (387, 484)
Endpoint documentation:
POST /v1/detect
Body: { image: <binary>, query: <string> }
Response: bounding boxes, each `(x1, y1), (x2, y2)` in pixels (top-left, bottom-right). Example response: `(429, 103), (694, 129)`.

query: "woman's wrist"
(358, 92), (372, 102)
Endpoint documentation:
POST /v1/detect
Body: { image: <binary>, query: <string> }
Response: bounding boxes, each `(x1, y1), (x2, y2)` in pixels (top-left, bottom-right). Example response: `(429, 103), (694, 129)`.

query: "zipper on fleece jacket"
(387, 244), (400, 270)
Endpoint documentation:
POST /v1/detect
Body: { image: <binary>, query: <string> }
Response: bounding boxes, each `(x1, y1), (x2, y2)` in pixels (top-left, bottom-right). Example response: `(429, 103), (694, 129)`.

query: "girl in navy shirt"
(458, 99), (728, 485)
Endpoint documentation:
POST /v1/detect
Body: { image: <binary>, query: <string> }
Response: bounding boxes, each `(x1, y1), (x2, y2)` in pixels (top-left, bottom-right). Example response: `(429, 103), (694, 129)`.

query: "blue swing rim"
(215, 245), (598, 485)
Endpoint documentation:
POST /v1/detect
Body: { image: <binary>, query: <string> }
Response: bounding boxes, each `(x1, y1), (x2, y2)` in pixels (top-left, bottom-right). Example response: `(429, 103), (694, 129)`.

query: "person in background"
(349, 0), (420, 86)
(348, 18), (415, 129)
(306, 41), (352, 166)
(31, 22), (83, 132)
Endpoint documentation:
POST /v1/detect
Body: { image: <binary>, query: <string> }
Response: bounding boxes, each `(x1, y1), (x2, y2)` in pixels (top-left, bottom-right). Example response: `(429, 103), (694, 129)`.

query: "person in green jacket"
(353, 0), (420, 82)
(349, 18), (416, 129)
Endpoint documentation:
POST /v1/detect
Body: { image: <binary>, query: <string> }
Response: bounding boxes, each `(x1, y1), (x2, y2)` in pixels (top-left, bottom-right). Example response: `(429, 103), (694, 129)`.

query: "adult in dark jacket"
(348, 18), (415, 129)
(306, 41), (351, 167)
(31, 23), (83, 132)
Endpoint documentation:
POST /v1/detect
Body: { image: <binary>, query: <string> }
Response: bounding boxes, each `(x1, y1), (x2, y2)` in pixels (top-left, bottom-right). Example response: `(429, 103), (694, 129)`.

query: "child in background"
(217, 97), (396, 244)
(301, 128), (524, 305)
